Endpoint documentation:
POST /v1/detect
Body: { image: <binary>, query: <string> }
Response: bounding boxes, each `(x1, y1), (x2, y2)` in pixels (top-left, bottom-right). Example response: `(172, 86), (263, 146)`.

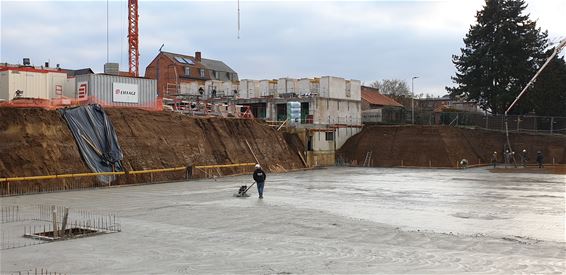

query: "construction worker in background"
(253, 164), (266, 199)
(503, 150), (511, 168)
(491, 152), (498, 168)
(536, 151), (544, 168)
(521, 149), (528, 167)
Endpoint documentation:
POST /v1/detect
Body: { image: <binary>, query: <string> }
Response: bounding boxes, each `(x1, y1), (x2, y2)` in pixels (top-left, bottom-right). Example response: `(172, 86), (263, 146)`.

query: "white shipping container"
(0, 68), (73, 100)
(74, 74), (157, 108)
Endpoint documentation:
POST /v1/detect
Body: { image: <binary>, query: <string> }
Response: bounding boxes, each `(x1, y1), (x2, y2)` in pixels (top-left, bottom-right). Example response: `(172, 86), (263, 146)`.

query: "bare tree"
(369, 79), (410, 96)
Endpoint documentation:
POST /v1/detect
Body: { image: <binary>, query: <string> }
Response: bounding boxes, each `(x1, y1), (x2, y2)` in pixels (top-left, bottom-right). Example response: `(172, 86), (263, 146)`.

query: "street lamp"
(411, 76), (419, 124)
(156, 44), (164, 96)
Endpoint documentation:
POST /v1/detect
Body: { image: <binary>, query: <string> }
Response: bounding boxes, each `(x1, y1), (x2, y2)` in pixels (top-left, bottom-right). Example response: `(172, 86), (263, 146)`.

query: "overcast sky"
(1, 0), (564, 96)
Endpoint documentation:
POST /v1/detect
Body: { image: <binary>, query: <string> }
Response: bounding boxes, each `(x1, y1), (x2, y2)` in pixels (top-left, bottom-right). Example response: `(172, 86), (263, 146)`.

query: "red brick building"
(145, 51), (238, 96)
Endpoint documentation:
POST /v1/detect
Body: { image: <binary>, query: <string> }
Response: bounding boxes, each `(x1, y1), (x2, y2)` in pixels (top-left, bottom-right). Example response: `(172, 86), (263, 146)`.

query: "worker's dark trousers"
(256, 181), (265, 197)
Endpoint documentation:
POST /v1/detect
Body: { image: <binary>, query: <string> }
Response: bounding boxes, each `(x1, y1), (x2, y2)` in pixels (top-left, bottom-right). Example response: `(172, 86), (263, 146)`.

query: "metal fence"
(407, 111), (566, 135)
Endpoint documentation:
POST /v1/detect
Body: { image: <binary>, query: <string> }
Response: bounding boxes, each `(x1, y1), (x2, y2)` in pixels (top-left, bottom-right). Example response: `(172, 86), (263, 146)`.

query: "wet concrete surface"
(1, 167), (564, 274)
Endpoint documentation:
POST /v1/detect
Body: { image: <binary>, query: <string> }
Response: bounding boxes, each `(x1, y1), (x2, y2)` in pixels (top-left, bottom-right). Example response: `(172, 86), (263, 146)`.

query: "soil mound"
(0, 107), (304, 184)
(338, 125), (566, 167)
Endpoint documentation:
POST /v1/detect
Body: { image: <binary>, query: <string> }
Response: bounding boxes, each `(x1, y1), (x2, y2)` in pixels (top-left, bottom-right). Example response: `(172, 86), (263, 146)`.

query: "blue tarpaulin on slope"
(59, 105), (124, 183)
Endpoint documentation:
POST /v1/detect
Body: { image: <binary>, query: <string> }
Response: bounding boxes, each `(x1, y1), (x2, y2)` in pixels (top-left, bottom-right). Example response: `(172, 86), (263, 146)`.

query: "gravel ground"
(1, 167), (564, 274)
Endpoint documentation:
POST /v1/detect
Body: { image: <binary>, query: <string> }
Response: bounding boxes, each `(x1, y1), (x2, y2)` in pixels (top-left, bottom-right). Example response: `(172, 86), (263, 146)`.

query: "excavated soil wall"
(338, 125), (566, 167)
(0, 108), (304, 194)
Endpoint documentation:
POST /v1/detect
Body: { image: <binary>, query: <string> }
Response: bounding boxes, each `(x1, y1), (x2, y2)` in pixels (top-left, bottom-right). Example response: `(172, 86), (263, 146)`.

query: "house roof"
(161, 51), (237, 78)
(200, 58), (237, 74)
(361, 88), (404, 108)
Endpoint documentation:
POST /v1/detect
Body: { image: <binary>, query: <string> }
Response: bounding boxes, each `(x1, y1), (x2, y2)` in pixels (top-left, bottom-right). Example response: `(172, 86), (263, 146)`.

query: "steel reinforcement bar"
(0, 163), (256, 183)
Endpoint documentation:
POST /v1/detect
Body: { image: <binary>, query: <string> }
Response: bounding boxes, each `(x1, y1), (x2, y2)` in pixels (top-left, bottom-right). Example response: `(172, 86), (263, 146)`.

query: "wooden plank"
(245, 139), (260, 164)
(297, 150), (308, 167)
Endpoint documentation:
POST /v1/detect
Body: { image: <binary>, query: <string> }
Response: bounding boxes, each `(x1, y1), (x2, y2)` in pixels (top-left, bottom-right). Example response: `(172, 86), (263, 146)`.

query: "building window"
(184, 67), (190, 76)
(325, 132), (334, 141)
(226, 72), (231, 80)
(214, 71), (220, 79)
(199, 69), (205, 78)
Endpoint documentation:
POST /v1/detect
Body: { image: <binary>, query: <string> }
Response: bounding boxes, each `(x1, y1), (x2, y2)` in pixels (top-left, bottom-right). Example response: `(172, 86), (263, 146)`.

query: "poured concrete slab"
(1, 167), (564, 274)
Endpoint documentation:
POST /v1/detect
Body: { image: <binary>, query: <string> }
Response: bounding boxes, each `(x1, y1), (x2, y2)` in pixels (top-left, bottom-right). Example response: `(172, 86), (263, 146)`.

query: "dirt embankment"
(105, 109), (304, 175)
(0, 108), (304, 183)
(338, 125), (566, 167)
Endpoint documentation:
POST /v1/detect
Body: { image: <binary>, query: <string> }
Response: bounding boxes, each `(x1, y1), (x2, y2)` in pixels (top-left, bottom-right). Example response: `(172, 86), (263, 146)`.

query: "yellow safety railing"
(0, 163), (256, 183)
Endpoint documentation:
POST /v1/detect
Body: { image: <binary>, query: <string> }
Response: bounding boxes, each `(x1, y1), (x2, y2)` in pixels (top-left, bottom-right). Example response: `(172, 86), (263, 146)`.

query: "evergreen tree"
(447, 0), (548, 114)
(528, 52), (566, 117)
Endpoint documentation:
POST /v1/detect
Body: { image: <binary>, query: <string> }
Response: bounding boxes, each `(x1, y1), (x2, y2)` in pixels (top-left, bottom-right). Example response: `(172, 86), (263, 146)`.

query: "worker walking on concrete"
(253, 164), (266, 199)
(491, 151), (498, 168)
(536, 151), (544, 168)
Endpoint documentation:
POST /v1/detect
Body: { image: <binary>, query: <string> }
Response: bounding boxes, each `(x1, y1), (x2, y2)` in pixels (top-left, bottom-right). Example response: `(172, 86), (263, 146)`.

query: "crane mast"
(128, 0), (139, 77)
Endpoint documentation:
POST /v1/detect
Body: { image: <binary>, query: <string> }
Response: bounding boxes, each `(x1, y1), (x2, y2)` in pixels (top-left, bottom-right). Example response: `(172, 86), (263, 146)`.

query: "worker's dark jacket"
(253, 168), (266, 183)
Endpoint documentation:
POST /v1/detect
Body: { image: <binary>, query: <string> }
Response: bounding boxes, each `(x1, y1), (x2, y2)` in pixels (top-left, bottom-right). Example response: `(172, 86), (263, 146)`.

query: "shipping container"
(0, 67), (74, 101)
(74, 74), (157, 109)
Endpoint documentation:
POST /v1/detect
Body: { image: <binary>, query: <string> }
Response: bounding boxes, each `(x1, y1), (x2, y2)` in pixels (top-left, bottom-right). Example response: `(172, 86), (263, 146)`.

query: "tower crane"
(128, 0), (139, 77)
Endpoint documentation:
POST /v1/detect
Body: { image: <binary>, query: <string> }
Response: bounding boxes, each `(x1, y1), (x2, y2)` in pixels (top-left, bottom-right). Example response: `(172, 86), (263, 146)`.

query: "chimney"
(195, 51), (202, 62)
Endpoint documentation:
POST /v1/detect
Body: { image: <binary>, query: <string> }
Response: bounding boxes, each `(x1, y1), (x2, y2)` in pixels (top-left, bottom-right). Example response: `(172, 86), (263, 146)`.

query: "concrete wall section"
(312, 98), (361, 125)
(241, 80), (260, 99)
(306, 150), (335, 166)
(347, 80), (361, 101)
(179, 82), (200, 95)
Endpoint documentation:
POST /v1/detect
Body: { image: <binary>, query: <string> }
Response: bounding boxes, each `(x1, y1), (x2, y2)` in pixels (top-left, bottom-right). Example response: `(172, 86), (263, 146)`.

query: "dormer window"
(199, 69), (205, 78)
(184, 67), (190, 76)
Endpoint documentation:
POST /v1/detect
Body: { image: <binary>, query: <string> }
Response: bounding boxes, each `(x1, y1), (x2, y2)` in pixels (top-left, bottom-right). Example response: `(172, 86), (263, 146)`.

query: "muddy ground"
(339, 125), (566, 167)
(1, 167), (563, 274)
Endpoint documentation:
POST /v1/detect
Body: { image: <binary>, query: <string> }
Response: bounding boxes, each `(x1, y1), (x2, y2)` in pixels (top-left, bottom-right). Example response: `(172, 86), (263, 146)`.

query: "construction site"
(1, 0), (566, 274)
